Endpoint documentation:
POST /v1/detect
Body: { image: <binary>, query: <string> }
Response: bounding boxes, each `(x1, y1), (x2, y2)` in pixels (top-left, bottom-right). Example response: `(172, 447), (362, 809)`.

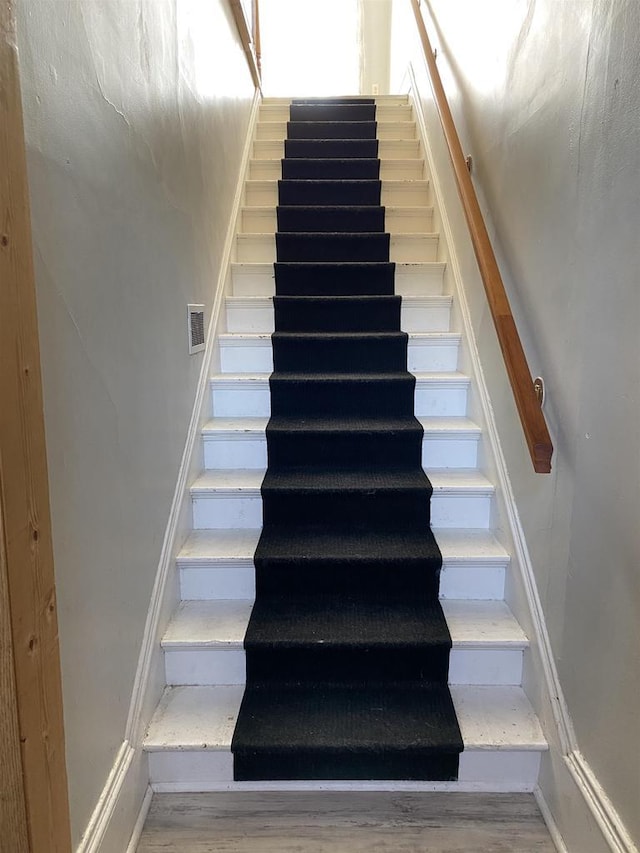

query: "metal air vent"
(188, 304), (205, 354)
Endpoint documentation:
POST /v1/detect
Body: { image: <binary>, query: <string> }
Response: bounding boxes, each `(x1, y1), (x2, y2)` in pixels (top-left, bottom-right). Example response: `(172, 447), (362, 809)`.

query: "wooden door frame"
(0, 2), (72, 850)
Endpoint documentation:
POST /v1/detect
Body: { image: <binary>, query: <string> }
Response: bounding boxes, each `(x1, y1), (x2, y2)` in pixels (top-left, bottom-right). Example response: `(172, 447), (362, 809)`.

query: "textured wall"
(396, 0), (640, 842)
(16, 0), (255, 844)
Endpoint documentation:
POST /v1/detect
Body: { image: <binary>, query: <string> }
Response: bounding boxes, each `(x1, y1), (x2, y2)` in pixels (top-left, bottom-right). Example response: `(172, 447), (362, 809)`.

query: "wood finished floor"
(136, 792), (556, 852)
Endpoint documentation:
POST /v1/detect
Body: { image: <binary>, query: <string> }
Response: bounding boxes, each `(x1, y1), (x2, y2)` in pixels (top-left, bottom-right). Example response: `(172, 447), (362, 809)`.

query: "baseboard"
(126, 786), (153, 853)
(76, 88), (263, 853)
(535, 786), (570, 853)
(76, 743), (147, 853)
(565, 752), (637, 853)
(537, 748), (637, 853)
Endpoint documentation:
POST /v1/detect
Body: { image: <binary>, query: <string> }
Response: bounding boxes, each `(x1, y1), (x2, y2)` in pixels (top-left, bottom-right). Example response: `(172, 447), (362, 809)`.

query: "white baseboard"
(535, 786), (570, 853)
(76, 88), (262, 853)
(126, 786), (153, 853)
(565, 752), (637, 853)
(77, 743), (147, 853)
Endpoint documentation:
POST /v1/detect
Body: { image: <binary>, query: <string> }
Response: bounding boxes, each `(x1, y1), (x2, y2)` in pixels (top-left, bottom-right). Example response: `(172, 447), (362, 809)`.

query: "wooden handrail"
(410, 0), (553, 473)
(229, 0), (262, 90)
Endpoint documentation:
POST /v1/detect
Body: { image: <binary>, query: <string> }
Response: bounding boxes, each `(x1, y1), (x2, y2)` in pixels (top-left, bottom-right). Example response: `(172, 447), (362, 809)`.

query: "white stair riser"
(163, 647), (523, 687)
(218, 337), (458, 373)
(210, 381), (469, 418)
(147, 749), (541, 791)
(203, 433), (478, 470)
(245, 183), (430, 206)
(211, 383), (272, 418)
(230, 264), (446, 297)
(240, 208), (433, 234)
(165, 649), (245, 686)
(235, 234), (438, 263)
(225, 301), (452, 334)
(415, 384), (468, 417)
(191, 490), (492, 530)
(254, 140), (422, 160)
(178, 561), (507, 602)
(192, 495), (263, 530)
(204, 437), (268, 470)
(423, 436), (478, 469)
(259, 105), (413, 123)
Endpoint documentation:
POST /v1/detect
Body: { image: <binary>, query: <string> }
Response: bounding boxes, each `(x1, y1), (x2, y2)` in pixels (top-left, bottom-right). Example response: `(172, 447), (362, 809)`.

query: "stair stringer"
(404, 59), (635, 853)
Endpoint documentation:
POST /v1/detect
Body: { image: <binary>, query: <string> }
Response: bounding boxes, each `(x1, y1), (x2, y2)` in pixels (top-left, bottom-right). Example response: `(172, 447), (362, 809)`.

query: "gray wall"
(16, 0), (255, 845)
(407, 0), (640, 841)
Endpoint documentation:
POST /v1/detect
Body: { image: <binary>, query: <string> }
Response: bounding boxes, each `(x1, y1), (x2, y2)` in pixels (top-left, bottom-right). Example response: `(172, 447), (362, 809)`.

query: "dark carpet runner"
(231, 97), (463, 781)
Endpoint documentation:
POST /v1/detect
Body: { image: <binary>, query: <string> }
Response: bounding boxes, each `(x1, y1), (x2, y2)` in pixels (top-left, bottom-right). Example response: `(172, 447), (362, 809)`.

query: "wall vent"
(188, 304), (205, 354)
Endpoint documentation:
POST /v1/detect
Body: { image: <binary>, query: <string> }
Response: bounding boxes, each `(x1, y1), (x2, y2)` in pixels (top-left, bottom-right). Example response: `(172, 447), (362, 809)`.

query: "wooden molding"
(410, 0), (553, 473)
(229, 0), (262, 90)
(0, 510), (29, 853)
(0, 2), (72, 850)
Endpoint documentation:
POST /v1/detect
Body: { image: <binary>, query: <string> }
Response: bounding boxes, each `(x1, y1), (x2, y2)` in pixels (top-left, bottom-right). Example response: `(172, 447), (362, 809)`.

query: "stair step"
(202, 415), (480, 470)
(218, 331), (460, 373)
(210, 372), (470, 418)
(254, 139), (422, 160)
(255, 121), (418, 141)
(144, 684), (547, 790)
(162, 599), (527, 687)
(230, 261), (446, 297)
(240, 206), (434, 234)
(189, 468), (493, 530)
(249, 159), (425, 181)
(259, 104), (413, 123)
(176, 528), (508, 602)
(235, 233), (439, 263)
(262, 95), (410, 106)
(245, 179), (430, 207)
(225, 295), (452, 333)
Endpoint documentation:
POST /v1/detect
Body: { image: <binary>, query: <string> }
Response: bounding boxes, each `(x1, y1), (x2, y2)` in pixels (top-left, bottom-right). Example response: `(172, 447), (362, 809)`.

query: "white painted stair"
(144, 95), (547, 792)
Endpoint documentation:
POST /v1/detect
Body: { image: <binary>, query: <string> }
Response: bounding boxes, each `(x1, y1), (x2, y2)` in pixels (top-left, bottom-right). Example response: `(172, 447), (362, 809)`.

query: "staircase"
(144, 95), (547, 792)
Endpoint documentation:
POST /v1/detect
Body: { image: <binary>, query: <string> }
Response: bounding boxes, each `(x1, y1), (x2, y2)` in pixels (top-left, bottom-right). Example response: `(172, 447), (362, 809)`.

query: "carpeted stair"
(231, 97), (463, 781)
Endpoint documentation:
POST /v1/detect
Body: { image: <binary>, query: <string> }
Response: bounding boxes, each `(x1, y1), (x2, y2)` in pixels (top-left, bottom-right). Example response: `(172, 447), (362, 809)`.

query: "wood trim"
(0, 2), (72, 850)
(0, 510), (29, 853)
(229, 0), (262, 91)
(410, 0), (553, 473)
(252, 0), (261, 77)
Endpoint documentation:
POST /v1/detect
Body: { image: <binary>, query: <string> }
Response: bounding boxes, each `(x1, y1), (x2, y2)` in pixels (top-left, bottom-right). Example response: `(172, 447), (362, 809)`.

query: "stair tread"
(262, 96), (409, 103)
(190, 469), (493, 496)
(176, 527), (508, 566)
(261, 467), (432, 492)
(231, 260), (445, 271)
(247, 179), (428, 187)
(232, 683), (461, 755)
(162, 599), (527, 650)
(227, 295), (451, 305)
(144, 685), (547, 751)
(210, 371), (471, 384)
(219, 331), (458, 341)
(241, 231), (435, 238)
(247, 595), (451, 648)
(252, 160), (423, 167)
(202, 417), (479, 435)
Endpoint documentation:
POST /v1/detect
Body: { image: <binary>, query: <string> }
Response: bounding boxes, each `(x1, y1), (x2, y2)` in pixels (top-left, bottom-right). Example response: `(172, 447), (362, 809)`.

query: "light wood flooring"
(136, 792), (557, 852)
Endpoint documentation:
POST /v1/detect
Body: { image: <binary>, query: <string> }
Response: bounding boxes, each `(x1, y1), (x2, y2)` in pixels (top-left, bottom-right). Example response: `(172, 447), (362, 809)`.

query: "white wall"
(359, 0), (392, 95)
(16, 0), (255, 846)
(392, 0), (639, 846)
